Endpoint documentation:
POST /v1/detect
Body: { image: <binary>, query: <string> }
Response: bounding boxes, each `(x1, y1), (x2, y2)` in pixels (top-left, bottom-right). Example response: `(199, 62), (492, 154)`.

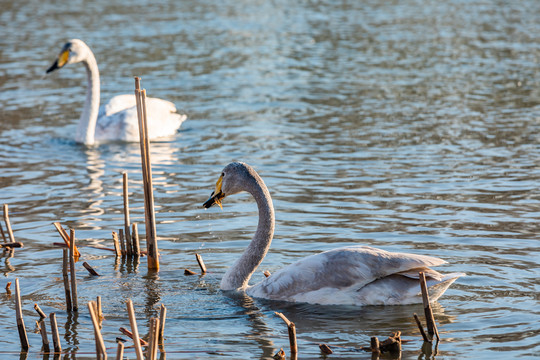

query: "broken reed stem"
(275, 312), (298, 355)
(147, 318), (160, 360)
(195, 253), (207, 274)
(116, 341), (124, 360)
(132, 223), (140, 256)
(152, 318), (160, 359)
(119, 327), (148, 346)
(88, 301), (107, 359)
(319, 343), (333, 355)
(370, 337), (380, 353)
(62, 249), (72, 311)
(34, 303), (47, 318)
(126, 299), (145, 360)
(123, 172), (132, 253)
(158, 304), (167, 343)
(3, 204), (16, 243)
(97, 296), (103, 324)
(0, 221), (7, 243)
(419, 272), (440, 342)
(15, 278), (29, 351)
(413, 313), (431, 343)
(0, 241), (23, 248)
(39, 319), (50, 353)
(69, 229), (78, 312)
(119, 229), (126, 256)
(53, 222), (80, 257)
(83, 262), (101, 276)
(50, 312), (61, 353)
(134, 78), (159, 271)
(112, 231), (121, 257)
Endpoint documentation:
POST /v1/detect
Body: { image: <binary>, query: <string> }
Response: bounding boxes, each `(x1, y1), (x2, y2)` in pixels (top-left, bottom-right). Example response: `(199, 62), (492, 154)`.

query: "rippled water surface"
(1, 0), (540, 359)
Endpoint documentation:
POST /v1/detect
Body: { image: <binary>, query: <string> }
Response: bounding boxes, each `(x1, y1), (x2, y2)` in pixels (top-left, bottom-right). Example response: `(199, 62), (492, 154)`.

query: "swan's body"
(47, 39), (186, 145)
(203, 162), (464, 306)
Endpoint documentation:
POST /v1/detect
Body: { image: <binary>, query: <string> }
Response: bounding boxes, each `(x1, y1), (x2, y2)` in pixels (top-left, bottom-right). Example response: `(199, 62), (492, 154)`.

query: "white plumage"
(204, 162), (464, 306)
(47, 39), (186, 145)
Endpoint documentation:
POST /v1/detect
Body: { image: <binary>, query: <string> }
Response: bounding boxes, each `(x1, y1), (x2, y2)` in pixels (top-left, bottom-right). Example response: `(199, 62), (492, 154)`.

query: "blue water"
(1, 0), (539, 358)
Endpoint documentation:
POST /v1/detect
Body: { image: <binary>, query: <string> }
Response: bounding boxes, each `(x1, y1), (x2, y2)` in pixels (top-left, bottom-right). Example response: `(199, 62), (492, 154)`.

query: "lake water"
(1, 0), (539, 359)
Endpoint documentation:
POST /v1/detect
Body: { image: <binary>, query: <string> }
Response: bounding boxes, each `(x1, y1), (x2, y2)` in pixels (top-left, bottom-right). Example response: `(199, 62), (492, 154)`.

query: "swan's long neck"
(76, 51), (100, 145)
(221, 175), (275, 291)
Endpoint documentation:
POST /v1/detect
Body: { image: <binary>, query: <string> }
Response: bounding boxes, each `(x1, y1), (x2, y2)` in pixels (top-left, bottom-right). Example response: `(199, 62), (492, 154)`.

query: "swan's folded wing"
(96, 95), (186, 141)
(99, 94), (137, 118)
(247, 246), (446, 302)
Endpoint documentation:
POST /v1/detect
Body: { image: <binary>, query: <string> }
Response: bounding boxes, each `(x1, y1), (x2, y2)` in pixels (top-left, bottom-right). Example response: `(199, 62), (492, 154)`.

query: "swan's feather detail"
(247, 246), (462, 305)
(96, 94), (187, 141)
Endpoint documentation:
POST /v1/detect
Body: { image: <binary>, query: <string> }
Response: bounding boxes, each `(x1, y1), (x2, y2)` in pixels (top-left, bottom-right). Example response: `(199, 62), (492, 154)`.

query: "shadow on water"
(143, 269), (163, 317)
(224, 291), (277, 359)
(116, 255), (140, 275)
(63, 312), (79, 352)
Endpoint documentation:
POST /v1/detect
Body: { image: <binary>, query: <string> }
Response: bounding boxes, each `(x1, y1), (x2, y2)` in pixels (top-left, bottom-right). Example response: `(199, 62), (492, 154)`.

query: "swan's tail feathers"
(427, 272), (466, 302)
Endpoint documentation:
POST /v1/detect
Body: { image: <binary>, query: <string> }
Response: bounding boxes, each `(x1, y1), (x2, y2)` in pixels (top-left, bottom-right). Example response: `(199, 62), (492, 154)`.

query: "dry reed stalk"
(0, 242), (23, 248)
(131, 223), (140, 256)
(195, 253), (207, 274)
(275, 312), (297, 355)
(146, 318), (158, 360)
(97, 296), (103, 324)
(34, 303), (46, 319)
(69, 229), (78, 312)
(158, 304), (167, 343)
(62, 249), (72, 311)
(152, 318), (160, 359)
(0, 221), (7, 242)
(119, 327), (148, 346)
(273, 348), (286, 360)
(123, 172), (132, 253)
(319, 344), (333, 354)
(116, 341), (124, 360)
(50, 312), (61, 353)
(38, 319), (50, 353)
(88, 301), (107, 359)
(112, 231), (121, 257)
(15, 278), (29, 351)
(3, 204), (16, 243)
(83, 262), (101, 276)
(119, 229), (126, 256)
(379, 332), (402, 354)
(126, 299), (145, 360)
(134, 78), (159, 271)
(184, 269), (196, 275)
(413, 313), (431, 343)
(370, 336), (380, 353)
(53, 222), (80, 257)
(419, 272), (440, 341)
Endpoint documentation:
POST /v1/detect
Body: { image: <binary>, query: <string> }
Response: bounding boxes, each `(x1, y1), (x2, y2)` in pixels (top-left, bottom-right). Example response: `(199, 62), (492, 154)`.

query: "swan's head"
(46, 39), (91, 74)
(203, 162), (254, 209)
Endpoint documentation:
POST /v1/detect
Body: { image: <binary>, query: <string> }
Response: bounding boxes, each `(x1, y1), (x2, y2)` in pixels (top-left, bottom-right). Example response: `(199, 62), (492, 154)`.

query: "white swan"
(46, 39), (187, 145)
(203, 162), (465, 306)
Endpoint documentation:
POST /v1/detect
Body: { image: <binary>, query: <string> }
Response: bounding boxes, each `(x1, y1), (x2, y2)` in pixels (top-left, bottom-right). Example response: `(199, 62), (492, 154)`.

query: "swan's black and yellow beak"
(203, 174), (225, 209)
(46, 49), (69, 74)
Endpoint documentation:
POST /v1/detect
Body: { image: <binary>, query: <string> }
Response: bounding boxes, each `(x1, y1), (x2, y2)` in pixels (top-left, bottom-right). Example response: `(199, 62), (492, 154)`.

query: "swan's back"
(247, 246), (463, 305)
(95, 94), (186, 142)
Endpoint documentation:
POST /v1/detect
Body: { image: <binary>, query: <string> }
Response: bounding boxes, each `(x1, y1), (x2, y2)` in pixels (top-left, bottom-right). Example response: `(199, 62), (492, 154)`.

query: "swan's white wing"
(95, 94), (187, 142)
(247, 246), (448, 305)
